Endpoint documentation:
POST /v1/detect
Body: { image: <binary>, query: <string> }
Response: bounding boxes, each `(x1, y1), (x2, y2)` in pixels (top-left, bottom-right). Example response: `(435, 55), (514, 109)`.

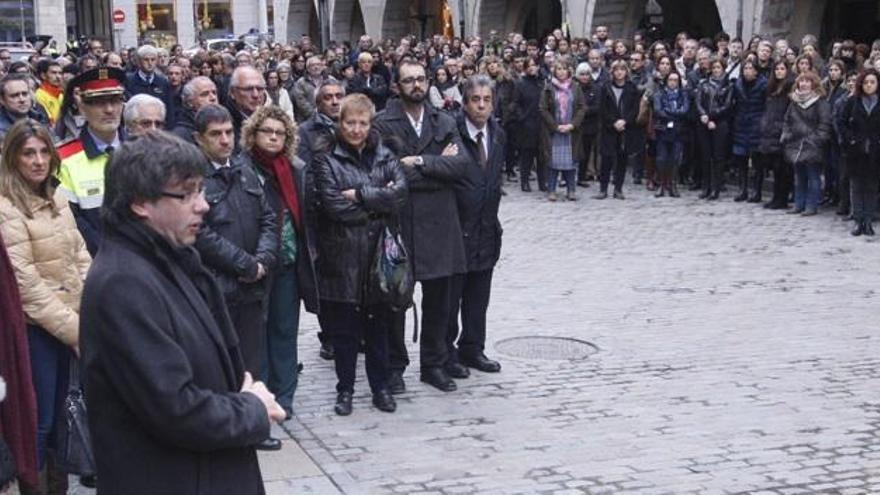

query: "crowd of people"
(0, 21), (878, 494)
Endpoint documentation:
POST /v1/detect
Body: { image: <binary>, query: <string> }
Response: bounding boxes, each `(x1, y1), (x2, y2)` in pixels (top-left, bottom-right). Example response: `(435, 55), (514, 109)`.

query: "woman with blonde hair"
(240, 104), (318, 420)
(0, 119), (90, 491)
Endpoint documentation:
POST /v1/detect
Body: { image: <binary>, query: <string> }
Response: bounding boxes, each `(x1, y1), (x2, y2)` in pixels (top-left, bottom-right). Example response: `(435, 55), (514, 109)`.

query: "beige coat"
(0, 188), (90, 346)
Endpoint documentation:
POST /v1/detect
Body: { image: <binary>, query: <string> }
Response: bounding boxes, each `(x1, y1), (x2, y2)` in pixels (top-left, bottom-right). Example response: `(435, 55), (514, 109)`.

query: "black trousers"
(763, 152), (791, 204)
(447, 268), (494, 361)
(227, 299), (266, 375)
(388, 276), (455, 372)
(320, 300), (390, 394)
(697, 123), (728, 192)
(504, 124), (518, 175)
(578, 136), (595, 181)
(599, 145), (627, 191)
(519, 147), (546, 190)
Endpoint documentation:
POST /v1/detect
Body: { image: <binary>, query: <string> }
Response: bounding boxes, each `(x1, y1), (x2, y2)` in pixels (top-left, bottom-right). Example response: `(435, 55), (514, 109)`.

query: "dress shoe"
(801, 209), (817, 216)
(593, 190), (608, 200)
(538, 185), (548, 192)
(851, 221), (864, 236)
(444, 361), (470, 379)
(387, 370), (406, 394)
(255, 437), (283, 451)
(420, 367), (457, 392)
(319, 342), (335, 360)
(372, 389), (397, 412)
(80, 475), (97, 489)
(613, 189), (625, 200)
(787, 207), (804, 214)
(865, 221), (875, 236)
(461, 353), (502, 373)
(521, 182), (532, 192)
(334, 391), (353, 416)
(655, 187), (666, 198)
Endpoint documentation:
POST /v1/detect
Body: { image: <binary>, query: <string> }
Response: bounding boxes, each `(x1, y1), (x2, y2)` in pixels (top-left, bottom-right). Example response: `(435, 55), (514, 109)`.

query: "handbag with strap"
(55, 359), (96, 476)
(369, 225), (414, 313)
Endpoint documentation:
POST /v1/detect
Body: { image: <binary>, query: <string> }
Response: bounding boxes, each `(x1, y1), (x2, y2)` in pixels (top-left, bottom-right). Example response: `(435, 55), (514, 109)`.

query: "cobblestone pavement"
(282, 183), (880, 495)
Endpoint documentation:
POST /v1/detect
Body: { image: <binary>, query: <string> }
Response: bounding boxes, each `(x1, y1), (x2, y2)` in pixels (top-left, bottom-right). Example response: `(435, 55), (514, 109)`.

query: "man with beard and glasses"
(373, 60), (469, 393)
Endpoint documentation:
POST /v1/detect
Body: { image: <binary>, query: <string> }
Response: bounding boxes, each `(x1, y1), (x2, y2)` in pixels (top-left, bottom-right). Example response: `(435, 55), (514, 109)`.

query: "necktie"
(104, 145), (114, 156)
(476, 131), (487, 169)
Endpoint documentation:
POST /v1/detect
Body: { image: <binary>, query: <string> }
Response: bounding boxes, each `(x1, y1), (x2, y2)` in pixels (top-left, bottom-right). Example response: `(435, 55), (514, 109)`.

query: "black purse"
(369, 225), (414, 312)
(55, 359), (96, 476)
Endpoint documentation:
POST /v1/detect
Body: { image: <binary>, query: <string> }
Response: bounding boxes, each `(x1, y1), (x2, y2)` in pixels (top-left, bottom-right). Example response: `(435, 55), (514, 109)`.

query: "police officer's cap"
(70, 67), (126, 100)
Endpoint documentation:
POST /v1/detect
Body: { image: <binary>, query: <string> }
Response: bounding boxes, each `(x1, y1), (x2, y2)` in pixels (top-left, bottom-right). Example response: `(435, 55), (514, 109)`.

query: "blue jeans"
(547, 169), (576, 194)
(793, 162), (821, 211)
(263, 264), (299, 415)
(27, 325), (70, 468)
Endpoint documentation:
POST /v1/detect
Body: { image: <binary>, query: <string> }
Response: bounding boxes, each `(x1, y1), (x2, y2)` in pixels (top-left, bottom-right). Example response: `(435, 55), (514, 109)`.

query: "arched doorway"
(288, 0), (319, 43)
(479, 0), (561, 41)
(821, 0), (880, 45)
(333, 0), (366, 43)
(655, 0), (722, 40)
(381, 0), (451, 41)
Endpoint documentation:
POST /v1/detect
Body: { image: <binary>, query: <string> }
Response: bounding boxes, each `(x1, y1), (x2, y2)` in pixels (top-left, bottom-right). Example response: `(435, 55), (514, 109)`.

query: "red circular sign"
(112, 9), (125, 24)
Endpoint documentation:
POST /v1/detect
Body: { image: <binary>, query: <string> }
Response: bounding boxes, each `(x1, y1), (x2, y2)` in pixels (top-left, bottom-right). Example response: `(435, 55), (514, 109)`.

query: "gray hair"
(136, 44), (159, 60)
(230, 65), (263, 89)
(460, 74), (494, 101)
(123, 94), (166, 126)
(314, 78), (345, 106)
(181, 76), (216, 107)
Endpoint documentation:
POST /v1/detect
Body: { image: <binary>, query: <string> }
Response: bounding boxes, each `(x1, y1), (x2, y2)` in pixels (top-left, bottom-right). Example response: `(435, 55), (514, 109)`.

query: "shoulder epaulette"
(57, 138), (84, 160)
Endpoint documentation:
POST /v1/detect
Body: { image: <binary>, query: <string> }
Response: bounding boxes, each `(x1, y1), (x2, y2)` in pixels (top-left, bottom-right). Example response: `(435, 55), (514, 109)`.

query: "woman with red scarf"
(240, 105), (318, 421)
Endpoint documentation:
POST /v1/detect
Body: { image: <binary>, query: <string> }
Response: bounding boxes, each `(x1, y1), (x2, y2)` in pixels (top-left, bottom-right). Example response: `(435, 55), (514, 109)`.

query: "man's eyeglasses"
(161, 185), (205, 202)
(399, 76), (427, 85)
(257, 128), (286, 137)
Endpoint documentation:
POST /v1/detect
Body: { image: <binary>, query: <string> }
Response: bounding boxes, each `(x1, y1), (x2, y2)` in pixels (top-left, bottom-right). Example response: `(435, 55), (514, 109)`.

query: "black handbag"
(369, 225), (414, 312)
(55, 359), (96, 476)
(0, 437), (15, 491)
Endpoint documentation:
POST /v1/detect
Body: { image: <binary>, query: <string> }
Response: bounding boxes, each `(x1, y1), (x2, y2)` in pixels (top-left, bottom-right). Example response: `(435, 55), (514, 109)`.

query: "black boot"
(865, 220), (876, 236)
(734, 175), (748, 201)
(851, 220), (864, 236)
(669, 167), (680, 198)
(655, 169), (667, 197)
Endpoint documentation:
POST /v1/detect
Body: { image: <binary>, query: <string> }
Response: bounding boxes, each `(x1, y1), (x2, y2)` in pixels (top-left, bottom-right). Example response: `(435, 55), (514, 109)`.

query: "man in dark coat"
(172, 76), (219, 145)
(123, 45), (173, 127)
(447, 76), (504, 376)
(193, 104), (283, 451)
(347, 52), (388, 111)
(296, 79), (345, 361)
(80, 132), (284, 495)
(373, 60), (469, 393)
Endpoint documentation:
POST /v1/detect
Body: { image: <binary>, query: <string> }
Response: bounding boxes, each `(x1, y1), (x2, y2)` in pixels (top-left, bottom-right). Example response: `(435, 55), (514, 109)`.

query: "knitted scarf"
(551, 77), (573, 123)
(791, 88), (820, 109)
(252, 148), (302, 230)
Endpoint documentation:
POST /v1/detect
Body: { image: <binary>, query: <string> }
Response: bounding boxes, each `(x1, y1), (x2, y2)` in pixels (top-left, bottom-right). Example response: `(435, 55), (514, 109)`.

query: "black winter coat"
(510, 74), (543, 149)
(196, 155), (279, 305)
(839, 97), (880, 180)
(248, 152), (320, 314)
(313, 134), (407, 304)
(124, 72), (174, 127)
(781, 95), (831, 166)
(757, 90), (791, 155)
(348, 72), (389, 111)
(696, 78), (734, 122)
(578, 80), (601, 136)
(732, 76), (768, 154)
(171, 106), (198, 145)
(81, 220), (269, 495)
(373, 100), (469, 281)
(454, 113), (503, 272)
(296, 112), (336, 167)
(599, 80), (641, 154)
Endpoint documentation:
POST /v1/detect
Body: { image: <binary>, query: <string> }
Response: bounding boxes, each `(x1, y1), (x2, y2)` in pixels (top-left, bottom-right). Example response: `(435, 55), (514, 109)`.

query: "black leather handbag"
(56, 359), (96, 476)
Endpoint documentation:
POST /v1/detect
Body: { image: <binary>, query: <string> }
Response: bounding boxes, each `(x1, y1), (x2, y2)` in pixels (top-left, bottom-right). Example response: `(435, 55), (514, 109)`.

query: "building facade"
(10, 0), (879, 52)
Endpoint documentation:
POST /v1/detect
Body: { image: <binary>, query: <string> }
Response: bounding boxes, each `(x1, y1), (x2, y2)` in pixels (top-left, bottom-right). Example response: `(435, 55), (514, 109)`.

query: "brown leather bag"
(636, 94), (652, 126)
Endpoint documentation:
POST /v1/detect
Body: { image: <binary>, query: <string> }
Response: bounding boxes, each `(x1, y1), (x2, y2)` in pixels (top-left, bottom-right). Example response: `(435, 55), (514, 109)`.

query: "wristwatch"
(414, 156), (425, 167)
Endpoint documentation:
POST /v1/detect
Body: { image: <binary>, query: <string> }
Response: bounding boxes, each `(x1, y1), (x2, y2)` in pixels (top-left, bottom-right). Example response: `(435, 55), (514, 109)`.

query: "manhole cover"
(494, 336), (598, 360)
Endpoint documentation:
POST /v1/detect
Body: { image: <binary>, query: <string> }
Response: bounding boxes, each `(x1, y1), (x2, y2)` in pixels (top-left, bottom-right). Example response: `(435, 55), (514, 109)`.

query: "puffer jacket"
(757, 84), (792, 155)
(732, 76), (768, 154)
(312, 131), (407, 305)
(781, 93), (831, 166)
(0, 188), (90, 346)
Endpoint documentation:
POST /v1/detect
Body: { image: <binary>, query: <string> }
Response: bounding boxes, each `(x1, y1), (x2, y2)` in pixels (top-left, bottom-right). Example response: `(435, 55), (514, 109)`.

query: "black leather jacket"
(696, 77), (734, 121)
(312, 131), (407, 304)
(195, 154), (279, 304)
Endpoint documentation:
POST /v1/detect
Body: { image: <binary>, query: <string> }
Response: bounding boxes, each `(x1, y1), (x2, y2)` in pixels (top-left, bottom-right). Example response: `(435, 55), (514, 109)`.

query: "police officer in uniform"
(57, 67), (126, 255)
